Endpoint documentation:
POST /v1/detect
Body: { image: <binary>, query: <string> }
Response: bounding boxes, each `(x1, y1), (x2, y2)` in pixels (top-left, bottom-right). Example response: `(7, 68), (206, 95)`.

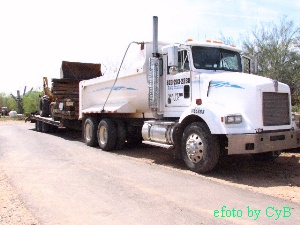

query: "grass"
(0, 116), (25, 122)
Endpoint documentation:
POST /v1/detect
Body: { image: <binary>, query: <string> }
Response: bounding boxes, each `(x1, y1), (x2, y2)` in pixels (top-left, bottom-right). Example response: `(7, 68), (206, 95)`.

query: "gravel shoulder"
(0, 167), (40, 225)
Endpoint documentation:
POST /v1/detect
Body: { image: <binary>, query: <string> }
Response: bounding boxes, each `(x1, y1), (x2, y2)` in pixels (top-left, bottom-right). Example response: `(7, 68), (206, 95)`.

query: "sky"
(0, 0), (299, 95)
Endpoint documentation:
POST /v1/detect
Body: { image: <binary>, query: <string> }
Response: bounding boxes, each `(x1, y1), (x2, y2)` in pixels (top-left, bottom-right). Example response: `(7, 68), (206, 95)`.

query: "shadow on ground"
(211, 152), (300, 188)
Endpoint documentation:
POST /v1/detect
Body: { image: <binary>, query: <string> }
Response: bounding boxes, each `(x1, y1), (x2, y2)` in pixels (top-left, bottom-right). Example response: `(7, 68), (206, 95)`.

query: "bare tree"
(242, 16), (300, 105)
(10, 86), (33, 114)
(219, 31), (237, 46)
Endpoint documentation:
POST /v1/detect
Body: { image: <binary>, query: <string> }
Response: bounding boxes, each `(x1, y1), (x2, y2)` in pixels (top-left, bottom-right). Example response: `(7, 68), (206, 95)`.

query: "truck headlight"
(225, 115), (243, 124)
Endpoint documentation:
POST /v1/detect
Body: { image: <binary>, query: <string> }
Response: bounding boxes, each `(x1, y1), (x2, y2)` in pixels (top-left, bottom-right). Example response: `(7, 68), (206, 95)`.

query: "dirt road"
(0, 120), (300, 224)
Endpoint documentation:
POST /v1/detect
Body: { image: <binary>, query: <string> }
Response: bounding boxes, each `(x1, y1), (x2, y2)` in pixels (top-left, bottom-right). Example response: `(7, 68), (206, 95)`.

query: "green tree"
(0, 93), (8, 107)
(22, 91), (41, 115)
(7, 97), (17, 112)
(242, 17), (300, 105)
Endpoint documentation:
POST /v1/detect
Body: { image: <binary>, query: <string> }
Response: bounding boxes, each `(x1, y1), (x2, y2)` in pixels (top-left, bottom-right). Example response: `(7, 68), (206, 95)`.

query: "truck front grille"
(263, 92), (290, 126)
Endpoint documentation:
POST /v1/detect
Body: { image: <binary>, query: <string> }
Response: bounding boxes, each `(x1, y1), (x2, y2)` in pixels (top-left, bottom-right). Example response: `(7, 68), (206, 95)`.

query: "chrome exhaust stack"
(152, 16), (159, 57)
(148, 16), (162, 119)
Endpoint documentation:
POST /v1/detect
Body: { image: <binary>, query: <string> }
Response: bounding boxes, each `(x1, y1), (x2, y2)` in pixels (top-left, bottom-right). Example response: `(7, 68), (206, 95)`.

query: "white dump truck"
(77, 16), (300, 173)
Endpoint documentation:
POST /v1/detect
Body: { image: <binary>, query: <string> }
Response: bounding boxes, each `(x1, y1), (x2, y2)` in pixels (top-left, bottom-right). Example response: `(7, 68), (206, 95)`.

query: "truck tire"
(252, 151), (281, 161)
(181, 122), (220, 173)
(114, 120), (126, 150)
(40, 95), (50, 117)
(84, 117), (98, 146)
(97, 118), (117, 151)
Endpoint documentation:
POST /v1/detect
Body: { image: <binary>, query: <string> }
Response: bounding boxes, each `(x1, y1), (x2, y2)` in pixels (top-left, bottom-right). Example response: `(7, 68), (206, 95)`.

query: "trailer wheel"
(181, 122), (220, 173)
(35, 120), (39, 131)
(36, 120), (43, 132)
(114, 120), (126, 150)
(97, 119), (117, 151)
(84, 117), (98, 146)
(42, 122), (50, 133)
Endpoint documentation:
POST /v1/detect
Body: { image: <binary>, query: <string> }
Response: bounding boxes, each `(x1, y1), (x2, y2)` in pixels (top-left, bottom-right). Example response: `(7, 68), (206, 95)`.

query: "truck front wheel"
(97, 119), (117, 151)
(84, 117), (98, 147)
(181, 122), (220, 173)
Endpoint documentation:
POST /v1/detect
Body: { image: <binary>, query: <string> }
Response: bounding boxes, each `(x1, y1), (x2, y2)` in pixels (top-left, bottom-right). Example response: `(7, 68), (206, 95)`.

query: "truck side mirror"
(242, 54), (258, 75)
(241, 55), (251, 74)
(168, 46), (178, 75)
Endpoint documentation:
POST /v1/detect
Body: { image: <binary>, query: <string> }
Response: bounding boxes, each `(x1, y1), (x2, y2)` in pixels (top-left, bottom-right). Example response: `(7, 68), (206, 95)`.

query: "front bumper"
(227, 129), (300, 154)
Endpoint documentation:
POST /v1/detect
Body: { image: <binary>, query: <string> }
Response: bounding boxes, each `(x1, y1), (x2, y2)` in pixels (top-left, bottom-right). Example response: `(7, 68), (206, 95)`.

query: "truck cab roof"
(162, 40), (242, 53)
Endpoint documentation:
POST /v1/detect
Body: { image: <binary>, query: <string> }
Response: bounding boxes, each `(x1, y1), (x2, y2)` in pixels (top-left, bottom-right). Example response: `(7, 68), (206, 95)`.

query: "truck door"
(166, 49), (191, 107)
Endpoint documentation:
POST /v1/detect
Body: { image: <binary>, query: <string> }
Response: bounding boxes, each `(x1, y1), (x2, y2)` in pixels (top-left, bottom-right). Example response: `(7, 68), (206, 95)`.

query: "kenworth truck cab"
(160, 39), (299, 167)
(80, 16), (300, 173)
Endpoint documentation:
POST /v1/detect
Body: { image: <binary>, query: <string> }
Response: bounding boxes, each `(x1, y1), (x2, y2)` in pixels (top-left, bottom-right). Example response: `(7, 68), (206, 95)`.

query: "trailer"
(31, 17), (300, 173)
(27, 61), (102, 130)
(32, 115), (61, 132)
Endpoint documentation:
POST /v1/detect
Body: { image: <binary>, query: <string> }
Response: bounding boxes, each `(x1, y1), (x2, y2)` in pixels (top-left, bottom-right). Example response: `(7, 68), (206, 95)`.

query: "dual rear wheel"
(84, 117), (127, 151)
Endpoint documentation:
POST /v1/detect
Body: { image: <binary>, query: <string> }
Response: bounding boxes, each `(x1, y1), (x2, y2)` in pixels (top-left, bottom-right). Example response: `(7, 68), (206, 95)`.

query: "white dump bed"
(80, 71), (150, 117)
(79, 42), (167, 119)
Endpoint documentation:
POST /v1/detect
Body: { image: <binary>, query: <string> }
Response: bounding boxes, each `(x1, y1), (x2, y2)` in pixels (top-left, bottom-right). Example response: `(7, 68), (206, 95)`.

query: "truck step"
(142, 141), (174, 149)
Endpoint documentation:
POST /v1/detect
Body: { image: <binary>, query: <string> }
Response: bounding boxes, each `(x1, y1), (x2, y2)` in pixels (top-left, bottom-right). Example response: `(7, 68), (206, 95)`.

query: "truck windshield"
(192, 46), (242, 72)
